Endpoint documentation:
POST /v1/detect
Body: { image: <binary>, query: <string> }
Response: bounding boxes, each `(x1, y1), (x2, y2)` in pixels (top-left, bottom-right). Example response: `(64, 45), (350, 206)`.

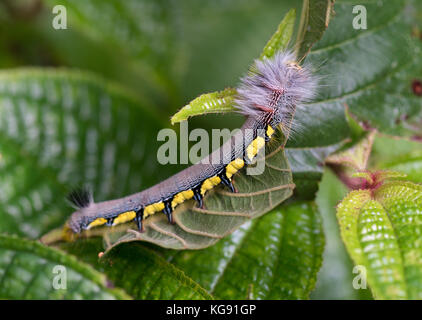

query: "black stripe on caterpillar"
(67, 51), (317, 234)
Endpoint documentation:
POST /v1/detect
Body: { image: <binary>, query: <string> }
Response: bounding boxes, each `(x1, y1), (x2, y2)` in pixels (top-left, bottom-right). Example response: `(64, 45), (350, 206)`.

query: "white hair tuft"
(235, 51), (318, 122)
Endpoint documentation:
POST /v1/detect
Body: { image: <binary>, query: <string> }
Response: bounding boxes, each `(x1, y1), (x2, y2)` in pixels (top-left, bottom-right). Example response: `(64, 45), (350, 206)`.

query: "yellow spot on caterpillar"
(266, 125), (275, 138)
(144, 202), (165, 217)
(112, 211), (136, 226)
(172, 190), (194, 208)
(144, 205), (155, 216)
(153, 202), (165, 211)
(201, 176), (221, 195)
(246, 137), (266, 161)
(226, 158), (245, 178)
(87, 218), (107, 229)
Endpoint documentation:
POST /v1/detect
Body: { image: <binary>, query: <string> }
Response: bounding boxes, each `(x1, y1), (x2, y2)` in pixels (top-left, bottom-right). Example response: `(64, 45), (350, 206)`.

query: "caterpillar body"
(67, 51), (317, 234)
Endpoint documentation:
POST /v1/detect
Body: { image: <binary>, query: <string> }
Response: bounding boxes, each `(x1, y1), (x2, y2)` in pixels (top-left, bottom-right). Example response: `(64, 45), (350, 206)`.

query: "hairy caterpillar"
(67, 51), (317, 234)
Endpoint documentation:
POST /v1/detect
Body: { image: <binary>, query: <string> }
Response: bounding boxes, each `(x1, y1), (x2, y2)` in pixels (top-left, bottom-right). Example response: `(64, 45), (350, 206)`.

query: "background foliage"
(0, 0), (421, 299)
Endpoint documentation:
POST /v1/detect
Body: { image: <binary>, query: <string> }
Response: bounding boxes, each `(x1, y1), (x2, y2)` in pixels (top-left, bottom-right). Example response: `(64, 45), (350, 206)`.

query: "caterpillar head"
(235, 51), (317, 129)
(67, 207), (92, 233)
(66, 187), (94, 233)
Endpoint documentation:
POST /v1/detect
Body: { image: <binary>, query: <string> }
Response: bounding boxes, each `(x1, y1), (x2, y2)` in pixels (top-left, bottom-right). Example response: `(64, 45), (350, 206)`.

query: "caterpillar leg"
(135, 208), (145, 232)
(193, 187), (204, 209)
(243, 155), (253, 166)
(219, 172), (236, 193)
(163, 200), (175, 224)
(106, 217), (114, 226)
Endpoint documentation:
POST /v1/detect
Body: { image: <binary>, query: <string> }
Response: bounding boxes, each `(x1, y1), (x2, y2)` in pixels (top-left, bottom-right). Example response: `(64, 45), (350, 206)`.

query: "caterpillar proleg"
(67, 51), (317, 234)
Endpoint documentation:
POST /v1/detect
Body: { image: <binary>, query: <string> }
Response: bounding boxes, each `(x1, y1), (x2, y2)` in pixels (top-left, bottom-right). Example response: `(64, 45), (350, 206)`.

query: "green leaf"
(0, 68), (174, 238)
(295, 0), (332, 60)
(259, 8), (296, 59)
(371, 135), (422, 183)
(278, 0), (347, 199)
(337, 180), (422, 299)
(0, 234), (130, 299)
(380, 154), (422, 184)
(159, 201), (324, 299)
(304, 0), (422, 137)
(44, 0), (177, 85)
(353, 170), (406, 183)
(61, 240), (213, 300)
(170, 88), (237, 124)
(311, 169), (372, 299)
(326, 131), (376, 171)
